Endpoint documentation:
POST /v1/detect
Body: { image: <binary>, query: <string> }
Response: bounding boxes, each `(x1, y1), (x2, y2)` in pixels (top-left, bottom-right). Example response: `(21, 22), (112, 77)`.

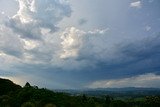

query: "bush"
(21, 102), (35, 107)
(44, 103), (56, 107)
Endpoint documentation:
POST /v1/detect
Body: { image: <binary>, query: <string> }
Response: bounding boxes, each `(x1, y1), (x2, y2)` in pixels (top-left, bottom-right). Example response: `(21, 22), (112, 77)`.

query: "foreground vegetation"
(0, 78), (160, 107)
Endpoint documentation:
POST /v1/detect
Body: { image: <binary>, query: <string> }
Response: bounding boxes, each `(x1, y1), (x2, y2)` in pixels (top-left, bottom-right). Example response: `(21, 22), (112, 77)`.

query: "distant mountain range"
(90, 87), (160, 91)
(55, 87), (160, 97)
(1, 77), (160, 98)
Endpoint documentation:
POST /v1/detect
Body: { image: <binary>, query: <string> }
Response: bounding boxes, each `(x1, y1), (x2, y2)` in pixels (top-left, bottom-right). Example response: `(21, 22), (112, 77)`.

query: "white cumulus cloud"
(0, 0), (72, 68)
(5, 0), (71, 39)
(60, 27), (85, 59)
(1, 11), (5, 15)
(60, 27), (111, 60)
(130, 1), (141, 8)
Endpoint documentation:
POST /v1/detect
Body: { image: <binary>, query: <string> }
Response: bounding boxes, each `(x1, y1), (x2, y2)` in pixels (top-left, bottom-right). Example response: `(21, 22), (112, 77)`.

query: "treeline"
(0, 78), (160, 107)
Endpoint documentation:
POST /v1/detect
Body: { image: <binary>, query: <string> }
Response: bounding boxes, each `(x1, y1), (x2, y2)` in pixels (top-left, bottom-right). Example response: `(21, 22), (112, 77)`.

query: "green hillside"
(0, 78), (21, 96)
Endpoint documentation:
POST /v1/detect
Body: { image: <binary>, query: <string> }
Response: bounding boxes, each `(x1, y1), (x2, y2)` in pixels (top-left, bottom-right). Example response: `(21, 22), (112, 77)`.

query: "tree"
(24, 82), (31, 88)
(109, 100), (127, 107)
(82, 94), (87, 103)
(105, 95), (113, 104)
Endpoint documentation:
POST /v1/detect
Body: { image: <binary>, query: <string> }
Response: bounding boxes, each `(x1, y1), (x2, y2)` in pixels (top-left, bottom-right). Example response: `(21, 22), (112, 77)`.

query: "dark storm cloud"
(82, 34), (160, 81)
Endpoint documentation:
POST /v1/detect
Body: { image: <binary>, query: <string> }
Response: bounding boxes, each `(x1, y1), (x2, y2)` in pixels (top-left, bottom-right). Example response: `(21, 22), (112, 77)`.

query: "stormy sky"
(0, 0), (160, 89)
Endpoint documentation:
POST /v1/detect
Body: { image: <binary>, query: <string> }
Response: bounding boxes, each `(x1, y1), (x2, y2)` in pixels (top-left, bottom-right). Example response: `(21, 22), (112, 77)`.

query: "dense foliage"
(0, 78), (160, 107)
